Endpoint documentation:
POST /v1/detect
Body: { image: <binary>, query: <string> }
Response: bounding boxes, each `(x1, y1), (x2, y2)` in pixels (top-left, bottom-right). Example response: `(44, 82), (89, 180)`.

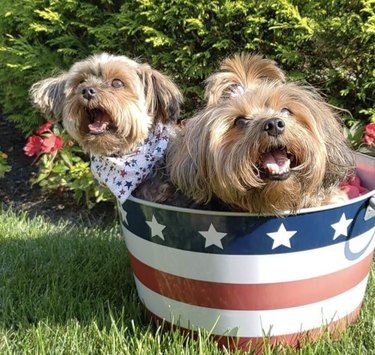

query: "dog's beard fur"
(30, 53), (182, 155)
(138, 53), (355, 215)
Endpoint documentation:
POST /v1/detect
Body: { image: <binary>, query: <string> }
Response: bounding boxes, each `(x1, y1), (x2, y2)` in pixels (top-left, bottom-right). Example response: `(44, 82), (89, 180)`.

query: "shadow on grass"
(0, 208), (150, 332)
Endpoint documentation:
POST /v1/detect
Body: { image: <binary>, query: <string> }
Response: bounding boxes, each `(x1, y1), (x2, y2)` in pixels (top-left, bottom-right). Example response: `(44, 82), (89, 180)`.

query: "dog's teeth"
(266, 164), (291, 176)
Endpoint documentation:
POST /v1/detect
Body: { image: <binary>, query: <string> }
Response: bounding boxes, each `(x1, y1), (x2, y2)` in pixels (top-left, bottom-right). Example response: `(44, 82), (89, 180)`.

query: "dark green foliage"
(0, 0), (374, 135)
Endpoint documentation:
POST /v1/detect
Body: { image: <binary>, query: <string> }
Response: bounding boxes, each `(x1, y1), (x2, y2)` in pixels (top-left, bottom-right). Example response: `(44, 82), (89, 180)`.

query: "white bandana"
(90, 123), (169, 203)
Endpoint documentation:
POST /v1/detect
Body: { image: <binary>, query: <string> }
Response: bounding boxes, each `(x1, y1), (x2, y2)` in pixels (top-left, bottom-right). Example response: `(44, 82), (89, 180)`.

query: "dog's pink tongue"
(88, 112), (111, 133)
(261, 150), (290, 176)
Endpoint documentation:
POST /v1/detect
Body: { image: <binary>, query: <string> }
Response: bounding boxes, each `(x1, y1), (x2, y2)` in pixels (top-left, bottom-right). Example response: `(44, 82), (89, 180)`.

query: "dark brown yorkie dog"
(137, 53), (354, 215)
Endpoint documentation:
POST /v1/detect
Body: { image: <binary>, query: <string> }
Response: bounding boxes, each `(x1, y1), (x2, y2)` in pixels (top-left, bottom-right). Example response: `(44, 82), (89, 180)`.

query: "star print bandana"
(90, 123), (169, 203)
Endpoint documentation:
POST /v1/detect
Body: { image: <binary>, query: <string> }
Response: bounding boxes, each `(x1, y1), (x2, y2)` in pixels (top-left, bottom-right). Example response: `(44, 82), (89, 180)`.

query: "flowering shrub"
(363, 123), (375, 148)
(24, 122), (63, 160)
(0, 150), (11, 178)
(24, 122), (113, 208)
(344, 121), (375, 157)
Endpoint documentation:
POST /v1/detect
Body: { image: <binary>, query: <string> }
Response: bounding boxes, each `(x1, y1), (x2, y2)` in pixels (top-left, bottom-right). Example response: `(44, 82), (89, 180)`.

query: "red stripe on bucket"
(129, 251), (373, 310)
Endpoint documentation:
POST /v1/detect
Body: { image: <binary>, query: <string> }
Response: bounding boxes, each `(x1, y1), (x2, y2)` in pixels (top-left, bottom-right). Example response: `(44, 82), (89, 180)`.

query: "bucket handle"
(344, 195), (375, 261)
(364, 195), (375, 221)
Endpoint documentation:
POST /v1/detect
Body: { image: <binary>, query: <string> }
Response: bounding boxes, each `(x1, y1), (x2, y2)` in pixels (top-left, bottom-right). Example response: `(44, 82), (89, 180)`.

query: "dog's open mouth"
(86, 108), (115, 135)
(259, 147), (295, 180)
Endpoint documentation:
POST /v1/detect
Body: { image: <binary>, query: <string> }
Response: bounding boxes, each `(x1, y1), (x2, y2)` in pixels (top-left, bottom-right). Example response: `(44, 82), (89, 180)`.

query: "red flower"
(24, 135), (44, 157)
(41, 134), (64, 153)
(363, 123), (375, 147)
(36, 122), (53, 135)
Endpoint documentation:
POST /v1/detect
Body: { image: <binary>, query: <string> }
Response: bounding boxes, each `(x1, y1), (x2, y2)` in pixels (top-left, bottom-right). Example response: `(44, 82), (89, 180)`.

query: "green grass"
(0, 207), (374, 354)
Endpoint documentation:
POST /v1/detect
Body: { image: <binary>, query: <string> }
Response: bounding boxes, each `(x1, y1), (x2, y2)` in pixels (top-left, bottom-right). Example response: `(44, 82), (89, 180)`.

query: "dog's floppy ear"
(205, 53), (285, 106)
(138, 64), (183, 124)
(30, 73), (68, 122)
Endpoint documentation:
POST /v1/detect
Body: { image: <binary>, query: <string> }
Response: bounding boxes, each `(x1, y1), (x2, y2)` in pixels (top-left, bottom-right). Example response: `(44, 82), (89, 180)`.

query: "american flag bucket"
(119, 153), (375, 350)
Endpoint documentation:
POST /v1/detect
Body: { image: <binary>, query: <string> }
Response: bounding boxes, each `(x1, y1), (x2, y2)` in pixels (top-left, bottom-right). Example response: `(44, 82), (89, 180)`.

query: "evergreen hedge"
(0, 0), (374, 135)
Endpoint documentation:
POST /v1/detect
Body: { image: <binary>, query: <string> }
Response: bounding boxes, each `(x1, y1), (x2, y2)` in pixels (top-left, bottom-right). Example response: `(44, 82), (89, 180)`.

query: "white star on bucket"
(146, 215), (166, 240)
(199, 223), (227, 249)
(266, 223), (297, 249)
(120, 209), (128, 225)
(331, 213), (353, 240)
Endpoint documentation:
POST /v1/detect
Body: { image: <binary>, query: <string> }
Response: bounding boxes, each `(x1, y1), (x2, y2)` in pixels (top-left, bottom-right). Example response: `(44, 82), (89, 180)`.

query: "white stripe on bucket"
(122, 225), (375, 284)
(133, 275), (368, 338)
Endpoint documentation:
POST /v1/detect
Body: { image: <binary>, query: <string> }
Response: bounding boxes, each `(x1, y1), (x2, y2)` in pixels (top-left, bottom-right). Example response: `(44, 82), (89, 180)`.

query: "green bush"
(0, 0), (374, 134)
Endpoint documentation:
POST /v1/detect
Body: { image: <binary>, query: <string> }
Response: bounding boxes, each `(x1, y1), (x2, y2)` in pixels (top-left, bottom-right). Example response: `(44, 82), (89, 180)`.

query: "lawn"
(0, 207), (374, 354)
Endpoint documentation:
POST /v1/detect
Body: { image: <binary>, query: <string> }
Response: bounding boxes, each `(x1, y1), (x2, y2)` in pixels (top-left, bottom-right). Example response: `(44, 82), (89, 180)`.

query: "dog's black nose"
(263, 118), (285, 136)
(82, 87), (96, 100)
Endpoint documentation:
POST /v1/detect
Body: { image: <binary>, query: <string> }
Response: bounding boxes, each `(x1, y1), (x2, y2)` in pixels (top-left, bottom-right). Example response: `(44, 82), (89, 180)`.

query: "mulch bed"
(0, 111), (116, 226)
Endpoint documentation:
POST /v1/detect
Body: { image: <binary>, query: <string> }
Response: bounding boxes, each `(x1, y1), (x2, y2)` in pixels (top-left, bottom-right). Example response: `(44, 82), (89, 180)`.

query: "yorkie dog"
(30, 52), (182, 155)
(30, 53), (183, 202)
(137, 53), (355, 214)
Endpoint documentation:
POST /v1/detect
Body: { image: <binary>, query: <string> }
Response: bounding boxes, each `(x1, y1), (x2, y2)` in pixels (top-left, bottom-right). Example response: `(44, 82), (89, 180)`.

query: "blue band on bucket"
(120, 197), (374, 257)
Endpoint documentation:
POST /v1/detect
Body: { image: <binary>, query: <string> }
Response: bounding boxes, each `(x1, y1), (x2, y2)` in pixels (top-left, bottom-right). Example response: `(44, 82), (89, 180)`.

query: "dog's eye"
(281, 107), (292, 115)
(112, 79), (124, 88)
(234, 116), (249, 128)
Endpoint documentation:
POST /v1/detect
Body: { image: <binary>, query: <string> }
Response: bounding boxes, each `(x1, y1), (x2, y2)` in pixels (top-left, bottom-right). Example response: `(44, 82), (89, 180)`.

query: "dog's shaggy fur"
(30, 53), (182, 155)
(137, 53), (355, 214)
